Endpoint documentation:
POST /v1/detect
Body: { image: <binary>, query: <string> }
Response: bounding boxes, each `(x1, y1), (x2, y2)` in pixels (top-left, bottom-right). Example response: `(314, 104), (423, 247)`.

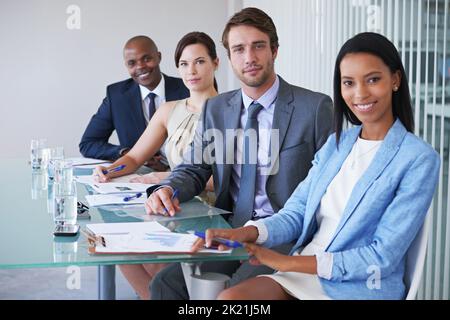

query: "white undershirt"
(307, 137), (383, 254)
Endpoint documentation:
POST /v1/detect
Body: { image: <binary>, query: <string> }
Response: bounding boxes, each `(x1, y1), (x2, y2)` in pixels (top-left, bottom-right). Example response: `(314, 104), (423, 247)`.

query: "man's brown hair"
(222, 7), (279, 56)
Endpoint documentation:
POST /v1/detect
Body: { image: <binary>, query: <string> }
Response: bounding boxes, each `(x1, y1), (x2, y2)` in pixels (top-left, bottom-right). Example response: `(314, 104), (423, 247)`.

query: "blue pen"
(123, 192), (143, 202)
(194, 231), (243, 248)
(102, 164), (126, 175)
(163, 189), (179, 214)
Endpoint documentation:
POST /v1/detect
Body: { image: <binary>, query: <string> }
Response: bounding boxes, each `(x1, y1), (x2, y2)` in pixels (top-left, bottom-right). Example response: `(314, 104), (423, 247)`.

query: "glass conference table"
(0, 158), (248, 299)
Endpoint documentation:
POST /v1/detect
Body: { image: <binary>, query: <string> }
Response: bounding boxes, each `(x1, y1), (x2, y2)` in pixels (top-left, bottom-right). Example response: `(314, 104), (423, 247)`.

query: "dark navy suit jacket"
(79, 74), (189, 160)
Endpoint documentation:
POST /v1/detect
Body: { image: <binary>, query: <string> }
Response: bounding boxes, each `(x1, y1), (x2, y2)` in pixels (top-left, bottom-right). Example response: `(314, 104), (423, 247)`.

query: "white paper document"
(67, 157), (111, 168)
(87, 221), (170, 234)
(75, 174), (154, 194)
(85, 193), (147, 207)
(86, 221), (230, 254)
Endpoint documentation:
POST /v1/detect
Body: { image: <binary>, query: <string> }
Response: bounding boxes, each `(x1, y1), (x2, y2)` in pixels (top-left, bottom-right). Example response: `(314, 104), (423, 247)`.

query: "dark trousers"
(150, 243), (293, 300)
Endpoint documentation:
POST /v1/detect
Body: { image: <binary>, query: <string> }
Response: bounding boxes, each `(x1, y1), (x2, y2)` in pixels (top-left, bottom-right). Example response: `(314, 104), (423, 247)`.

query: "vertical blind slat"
(415, 0), (423, 137)
(432, 0), (441, 300)
(420, 1), (431, 300)
(443, 0), (450, 301)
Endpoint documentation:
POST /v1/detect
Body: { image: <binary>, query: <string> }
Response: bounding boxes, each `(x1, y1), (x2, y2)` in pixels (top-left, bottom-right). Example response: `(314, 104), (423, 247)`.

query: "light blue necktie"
(147, 92), (156, 121)
(232, 102), (264, 227)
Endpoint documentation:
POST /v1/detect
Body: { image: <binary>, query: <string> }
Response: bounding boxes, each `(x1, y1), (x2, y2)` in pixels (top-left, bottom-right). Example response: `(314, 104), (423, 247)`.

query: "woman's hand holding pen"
(93, 165), (110, 183)
(190, 226), (259, 252)
(145, 187), (181, 216)
(93, 164), (126, 183)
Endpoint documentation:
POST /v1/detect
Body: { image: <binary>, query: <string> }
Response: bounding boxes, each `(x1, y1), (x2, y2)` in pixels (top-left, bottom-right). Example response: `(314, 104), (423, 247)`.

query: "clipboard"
(81, 227), (231, 255)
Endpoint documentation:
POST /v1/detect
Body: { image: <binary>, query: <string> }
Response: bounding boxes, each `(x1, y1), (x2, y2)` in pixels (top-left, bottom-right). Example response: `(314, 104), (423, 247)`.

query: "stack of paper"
(75, 174), (154, 194)
(67, 157), (110, 169)
(84, 193), (147, 207)
(87, 221), (170, 234)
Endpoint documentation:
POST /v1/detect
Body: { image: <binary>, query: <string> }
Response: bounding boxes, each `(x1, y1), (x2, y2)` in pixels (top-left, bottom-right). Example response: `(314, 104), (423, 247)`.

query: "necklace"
(350, 139), (382, 169)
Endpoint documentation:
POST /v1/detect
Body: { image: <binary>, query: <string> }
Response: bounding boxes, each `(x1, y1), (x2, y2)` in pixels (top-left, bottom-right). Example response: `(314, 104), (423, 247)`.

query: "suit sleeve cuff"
(244, 220), (268, 244)
(119, 147), (130, 157)
(146, 185), (174, 198)
(316, 252), (333, 280)
(153, 185), (174, 194)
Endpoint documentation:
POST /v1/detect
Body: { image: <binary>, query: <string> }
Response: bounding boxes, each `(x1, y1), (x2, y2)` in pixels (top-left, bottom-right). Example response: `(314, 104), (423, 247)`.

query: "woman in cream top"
(164, 98), (200, 170)
(92, 32), (219, 300)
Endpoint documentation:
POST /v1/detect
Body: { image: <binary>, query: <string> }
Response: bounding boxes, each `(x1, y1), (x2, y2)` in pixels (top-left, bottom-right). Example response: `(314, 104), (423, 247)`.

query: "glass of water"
(53, 159), (73, 185)
(31, 170), (48, 200)
(47, 147), (65, 180)
(53, 181), (77, 226)
(30, 138), (47, 170)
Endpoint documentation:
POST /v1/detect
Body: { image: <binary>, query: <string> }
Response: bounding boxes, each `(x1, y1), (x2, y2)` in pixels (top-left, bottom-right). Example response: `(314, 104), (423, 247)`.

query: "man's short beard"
(236, 61), (274, 88)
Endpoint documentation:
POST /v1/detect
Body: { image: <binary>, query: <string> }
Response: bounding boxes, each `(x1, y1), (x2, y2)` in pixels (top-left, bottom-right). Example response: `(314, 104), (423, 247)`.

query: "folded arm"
(79, 95), (122, 160)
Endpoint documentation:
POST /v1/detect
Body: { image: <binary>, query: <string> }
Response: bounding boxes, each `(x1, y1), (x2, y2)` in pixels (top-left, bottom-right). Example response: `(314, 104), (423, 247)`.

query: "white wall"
(0, 0), (242, 158)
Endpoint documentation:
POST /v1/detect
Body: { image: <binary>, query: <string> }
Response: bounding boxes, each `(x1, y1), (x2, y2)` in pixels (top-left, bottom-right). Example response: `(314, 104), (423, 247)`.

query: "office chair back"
(404, 213), (430, 300)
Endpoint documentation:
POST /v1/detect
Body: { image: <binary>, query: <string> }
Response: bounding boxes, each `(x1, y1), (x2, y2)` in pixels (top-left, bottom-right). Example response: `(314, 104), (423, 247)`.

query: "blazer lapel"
(267, 77), (295, 176)
(124, 81), (146, 131)
(219, 90), (242, 197)
(163, 74), (179, 101)
(325, 120), (407, 248)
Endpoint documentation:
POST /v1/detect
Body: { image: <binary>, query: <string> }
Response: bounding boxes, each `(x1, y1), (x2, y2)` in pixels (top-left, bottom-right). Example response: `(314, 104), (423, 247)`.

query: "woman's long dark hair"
(333, 32), (414, 145)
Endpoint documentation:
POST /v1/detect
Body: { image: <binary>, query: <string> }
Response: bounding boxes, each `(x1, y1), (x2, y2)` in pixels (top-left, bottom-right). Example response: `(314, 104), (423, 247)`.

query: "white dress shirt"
(139, 75), (166, 123)
(230, 76), (280, 219)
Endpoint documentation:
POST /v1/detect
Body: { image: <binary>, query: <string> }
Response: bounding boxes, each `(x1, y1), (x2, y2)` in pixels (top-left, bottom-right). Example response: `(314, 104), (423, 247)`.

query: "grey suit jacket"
(148, 76), (334, 222)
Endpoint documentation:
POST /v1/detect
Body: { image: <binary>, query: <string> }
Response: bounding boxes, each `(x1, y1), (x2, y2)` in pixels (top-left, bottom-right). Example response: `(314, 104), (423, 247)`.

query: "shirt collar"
(241, 75), (279, 110)
(139, 74), (165, 100)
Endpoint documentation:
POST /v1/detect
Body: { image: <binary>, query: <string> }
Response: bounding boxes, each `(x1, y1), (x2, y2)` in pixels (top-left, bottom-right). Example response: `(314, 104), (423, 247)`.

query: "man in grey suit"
(145, 7), (334, 299)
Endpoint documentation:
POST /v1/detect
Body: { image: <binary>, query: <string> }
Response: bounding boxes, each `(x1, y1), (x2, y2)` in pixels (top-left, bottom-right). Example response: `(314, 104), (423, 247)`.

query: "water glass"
(31, 170), (48, 200)
(53, 159), (73, 185)
(30, 138), (47, 170)
(47, 147), (65, 179)
(47, 181), (54, 214)
(53, 181), (77, 225)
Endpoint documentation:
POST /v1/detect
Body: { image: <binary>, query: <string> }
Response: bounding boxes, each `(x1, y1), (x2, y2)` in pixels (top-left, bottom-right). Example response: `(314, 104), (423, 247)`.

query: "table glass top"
(0, 159), (248, 269)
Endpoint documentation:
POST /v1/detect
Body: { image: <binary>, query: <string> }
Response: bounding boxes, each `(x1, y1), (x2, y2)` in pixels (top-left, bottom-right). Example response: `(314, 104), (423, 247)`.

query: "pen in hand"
(163, 189), (179, 215)
(102, 164), (126, 175)
(194, 231), (243, 248)
(123, 192), (143, 202)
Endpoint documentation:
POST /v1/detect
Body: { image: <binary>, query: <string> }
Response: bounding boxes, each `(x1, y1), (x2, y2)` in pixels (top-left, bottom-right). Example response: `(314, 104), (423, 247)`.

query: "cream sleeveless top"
(164, 98), (216, 205)
(164, 99), (200, 170)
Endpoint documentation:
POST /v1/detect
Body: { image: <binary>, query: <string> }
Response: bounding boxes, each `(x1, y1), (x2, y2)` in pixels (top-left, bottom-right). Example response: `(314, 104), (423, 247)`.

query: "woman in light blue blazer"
(193, 33), (440, 300)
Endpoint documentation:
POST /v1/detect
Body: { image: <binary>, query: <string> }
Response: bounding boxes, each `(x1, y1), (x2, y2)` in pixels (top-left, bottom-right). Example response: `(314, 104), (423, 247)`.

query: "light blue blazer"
(262, 119), (440, 299)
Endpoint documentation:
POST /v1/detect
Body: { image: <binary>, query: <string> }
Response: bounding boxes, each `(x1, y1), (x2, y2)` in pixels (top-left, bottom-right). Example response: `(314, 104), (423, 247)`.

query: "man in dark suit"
(79, 35), (189, 161)
(146, 8), (334, 299)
